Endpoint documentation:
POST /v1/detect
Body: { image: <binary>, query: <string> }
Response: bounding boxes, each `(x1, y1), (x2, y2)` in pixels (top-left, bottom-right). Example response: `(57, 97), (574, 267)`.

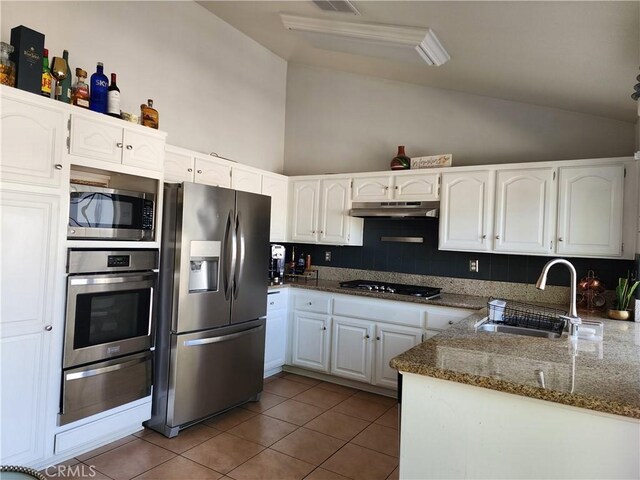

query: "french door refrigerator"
(147, 182), (270, 437)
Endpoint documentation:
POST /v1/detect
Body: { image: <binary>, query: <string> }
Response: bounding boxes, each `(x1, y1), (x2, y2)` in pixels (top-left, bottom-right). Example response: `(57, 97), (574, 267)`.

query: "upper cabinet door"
(557, 165), (624, 257)
(164, 148), (195, 183)
(439, 170), (492, 251)
(493, 168), (555, 254)
(261, 174), (288, 242)
(122, 129), (164, 171)
(194, 156), (231, 188)
(290, 180), (319, 242)
(319, 178), (351, 244)
(352, 176), (392, 201)
(69, 115), (122, 164)
(393, 173), (440, 201)
(1, 98), (65, 188)
(232, 166), (262, 194)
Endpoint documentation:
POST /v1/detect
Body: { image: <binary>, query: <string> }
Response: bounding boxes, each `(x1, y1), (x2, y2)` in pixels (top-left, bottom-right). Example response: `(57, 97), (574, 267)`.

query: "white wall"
(284, 64), (636, 175)
(0, 1), (287, 173)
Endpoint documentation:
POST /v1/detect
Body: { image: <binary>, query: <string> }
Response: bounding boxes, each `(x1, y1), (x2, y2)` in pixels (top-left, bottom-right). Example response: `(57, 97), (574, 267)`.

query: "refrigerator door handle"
(233, 211), (246, 299)
(223, 209), (236, 300)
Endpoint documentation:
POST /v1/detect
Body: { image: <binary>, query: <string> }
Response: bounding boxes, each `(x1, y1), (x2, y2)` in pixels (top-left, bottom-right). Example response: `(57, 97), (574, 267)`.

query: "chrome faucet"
(535, 258), (581, 337)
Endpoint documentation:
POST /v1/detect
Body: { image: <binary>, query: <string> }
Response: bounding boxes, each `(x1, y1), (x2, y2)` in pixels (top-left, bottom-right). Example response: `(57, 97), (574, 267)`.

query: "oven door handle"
(69, 273), (156, 286)
(65, 354), (150, 380)
(183, 324), (263, 347)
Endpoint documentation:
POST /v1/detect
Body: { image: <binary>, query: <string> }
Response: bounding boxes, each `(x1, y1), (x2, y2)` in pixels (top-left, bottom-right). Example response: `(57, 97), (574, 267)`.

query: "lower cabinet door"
(264, 310), (287, 375)
(291, 311), (330, 372)
(330, 316), (373, 383)
(374, 323), (423, 389)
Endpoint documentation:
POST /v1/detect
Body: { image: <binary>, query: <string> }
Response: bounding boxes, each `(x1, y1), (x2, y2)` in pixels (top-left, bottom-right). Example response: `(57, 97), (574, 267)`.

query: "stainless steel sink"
(476, 321), (562, 339)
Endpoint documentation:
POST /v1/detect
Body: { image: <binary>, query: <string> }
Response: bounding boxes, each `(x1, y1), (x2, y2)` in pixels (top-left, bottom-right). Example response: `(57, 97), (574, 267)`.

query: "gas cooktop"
(339, 280), (441, 299)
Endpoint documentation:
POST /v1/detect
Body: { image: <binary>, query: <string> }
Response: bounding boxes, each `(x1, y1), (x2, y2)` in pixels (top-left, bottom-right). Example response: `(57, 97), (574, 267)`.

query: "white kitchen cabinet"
(164, 147), (194, 183)
(164, 146), (232, 188)
(439, 170), (492, 251)
(0, 97), (66, 188)
(393, 173), (439, 201)
(493, 168), (555, 254)
(195, 156), (232, 188)
(373, 323), (422, 389)
(69, 114), (164, 171)
(231, 165), (262, 194)
(331, 316), (374, 383)
(290, 311), (331, 373)
(261, 173), (288, 242)
(557, 165), (624, 257)
(290, 180), (320, 242)
(264, 291), (288, 376)
(352, 176), (393, 201)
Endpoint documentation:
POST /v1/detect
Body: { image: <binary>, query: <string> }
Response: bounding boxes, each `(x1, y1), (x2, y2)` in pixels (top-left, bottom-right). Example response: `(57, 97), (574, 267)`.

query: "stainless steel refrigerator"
(147, 182), (270, 437)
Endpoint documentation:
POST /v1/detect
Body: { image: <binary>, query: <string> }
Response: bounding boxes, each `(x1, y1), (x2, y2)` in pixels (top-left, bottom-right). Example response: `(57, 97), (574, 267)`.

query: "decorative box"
(10, 25), (44, 94)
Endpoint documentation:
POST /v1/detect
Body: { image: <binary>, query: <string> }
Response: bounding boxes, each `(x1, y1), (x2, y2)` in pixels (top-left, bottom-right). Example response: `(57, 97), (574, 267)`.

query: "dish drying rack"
(487, 298), (567, 335)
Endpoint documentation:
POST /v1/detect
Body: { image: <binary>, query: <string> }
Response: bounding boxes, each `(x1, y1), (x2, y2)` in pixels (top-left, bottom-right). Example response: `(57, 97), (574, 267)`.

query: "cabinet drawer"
(333, 295), (423, 328)
(425, 306), (473, 330)
(267, 290), (286, 312)
(293, 292), (331, 314)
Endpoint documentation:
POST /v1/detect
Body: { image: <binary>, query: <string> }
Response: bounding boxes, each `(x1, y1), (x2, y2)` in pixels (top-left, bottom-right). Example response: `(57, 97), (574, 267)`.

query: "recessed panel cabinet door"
(264, 310), (287, 374)
(330, 317), (373, 383)
(394, 173), (440, 201)
(557, 165), (624, 256)
(319, 178), (350, 244)
(122, 129), (164, 171)
(374, 323), (422, 389)
(291, 311), (330, 372)
(232, 167), (262, 194)
(290, 180), (319, 242)
(439, 171), (492, 251)
(164, 148), (195, 183)
(194, 157), (231, 188)
(493, 168), (555, 254)
(352, 176), (392, 201)
(70, 115), (122, 164)
(1, 98), (65, 188)
(261, 174), (288, 242)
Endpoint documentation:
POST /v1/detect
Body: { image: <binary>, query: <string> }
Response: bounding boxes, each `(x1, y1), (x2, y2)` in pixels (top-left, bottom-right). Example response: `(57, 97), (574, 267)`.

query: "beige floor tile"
(315, 382), (358, 396)
(293, 386), (350, 410)
(87, 439), (175, 480)
(352, 391), (397, 407)
(75, 435), (138, 462)
(227, 448), (314, 480)
(331, 396), (390, 422)
(304, 468), (351, 480)
(182, 432), (264, 475)
(241, 392), (289, 413)
(282, 373), (322, 386)
(263, 378), (313, 397)
(227, 414), (298, 446)
(271, 427), (345, 466)
(321, 443), (397, 480)
(133, 428), (155, 438)
(262, 399), (324, 426)
(374, 405), (398, 430)
(205, 407), (257, 431)
(133, 455), (222, 479)
(43, 463), (112, 480)
(140, 424), (221, 453)
(386, 466), (399, 480)
(304, 411), (370, 441)
(351, 423), (399, 457)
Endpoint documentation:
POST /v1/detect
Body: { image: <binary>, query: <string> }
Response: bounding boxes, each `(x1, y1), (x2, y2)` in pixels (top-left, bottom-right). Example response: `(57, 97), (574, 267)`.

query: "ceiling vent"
(312, 1), (360, 15)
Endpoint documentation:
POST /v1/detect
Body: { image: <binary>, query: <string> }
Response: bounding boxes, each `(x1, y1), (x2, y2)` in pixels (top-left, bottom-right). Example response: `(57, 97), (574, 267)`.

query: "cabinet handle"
(495, 235), (500, 240)
(54, 164), (63, 170)
(558, 237), (564, 242)
(44, 325), (52, 331)
(116, 142), (123, 148)
(481, 235), (486, 239)
(188, 168), (193, 172)
(126, 145), (133, 150)
(197, 170), (203, 174)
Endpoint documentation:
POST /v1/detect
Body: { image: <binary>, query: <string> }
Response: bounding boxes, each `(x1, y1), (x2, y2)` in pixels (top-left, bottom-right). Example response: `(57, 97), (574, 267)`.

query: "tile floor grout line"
(137, 427), (222, 456)
(126, 453), (178, 480)
(78, 460), (115, 480)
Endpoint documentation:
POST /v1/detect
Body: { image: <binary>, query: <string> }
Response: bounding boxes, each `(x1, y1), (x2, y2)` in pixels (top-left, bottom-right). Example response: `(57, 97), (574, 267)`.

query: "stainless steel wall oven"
(59, 249), (158, 426)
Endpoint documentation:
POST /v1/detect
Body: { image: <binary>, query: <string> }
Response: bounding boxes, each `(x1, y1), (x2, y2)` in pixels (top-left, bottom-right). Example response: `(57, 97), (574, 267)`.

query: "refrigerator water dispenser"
(188, 241), (221, 293)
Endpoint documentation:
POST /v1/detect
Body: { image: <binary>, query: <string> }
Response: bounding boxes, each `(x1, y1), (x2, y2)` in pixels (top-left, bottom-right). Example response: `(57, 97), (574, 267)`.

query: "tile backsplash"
(283, 217), (635, 288)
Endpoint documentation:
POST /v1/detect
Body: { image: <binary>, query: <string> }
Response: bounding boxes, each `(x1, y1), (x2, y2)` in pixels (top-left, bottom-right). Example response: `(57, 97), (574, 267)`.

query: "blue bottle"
(89, 62), (109, 113)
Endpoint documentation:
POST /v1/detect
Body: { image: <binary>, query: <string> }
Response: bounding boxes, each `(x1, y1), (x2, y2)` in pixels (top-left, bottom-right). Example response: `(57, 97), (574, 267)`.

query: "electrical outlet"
(469, 260), (479, 272)
(325, 251), (331, 262)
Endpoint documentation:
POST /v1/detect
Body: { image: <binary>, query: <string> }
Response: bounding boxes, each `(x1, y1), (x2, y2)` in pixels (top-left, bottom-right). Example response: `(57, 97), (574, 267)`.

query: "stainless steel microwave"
(68, 184), (155, 241)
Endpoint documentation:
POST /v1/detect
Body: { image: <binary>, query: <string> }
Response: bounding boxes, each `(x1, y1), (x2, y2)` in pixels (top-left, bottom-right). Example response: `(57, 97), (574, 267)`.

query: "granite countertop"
(391, 310), (640, 419)
(269, 279), (487, 310)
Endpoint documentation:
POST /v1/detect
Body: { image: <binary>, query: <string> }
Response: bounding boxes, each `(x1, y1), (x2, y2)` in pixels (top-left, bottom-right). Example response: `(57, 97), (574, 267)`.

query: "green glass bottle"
(58, 50), (72, 103)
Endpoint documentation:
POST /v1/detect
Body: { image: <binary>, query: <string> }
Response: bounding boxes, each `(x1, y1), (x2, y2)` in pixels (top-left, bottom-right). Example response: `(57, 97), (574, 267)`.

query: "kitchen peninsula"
(391, 312), (640, 479)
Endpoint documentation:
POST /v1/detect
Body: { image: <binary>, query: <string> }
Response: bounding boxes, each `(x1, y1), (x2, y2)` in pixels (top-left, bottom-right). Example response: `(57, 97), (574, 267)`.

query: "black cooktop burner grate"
(339, 280), (441, 299)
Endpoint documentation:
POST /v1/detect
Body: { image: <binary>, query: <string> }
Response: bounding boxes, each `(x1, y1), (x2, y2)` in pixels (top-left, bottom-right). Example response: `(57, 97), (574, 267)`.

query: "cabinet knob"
(558, 237), (564, 242)
(308, 302), (312, 305)
(197, 170), (203, 174)
(188, 168), (193, 172)
(394, 186), (398, 190)
(376, 336), (380, 341)
(269, 301), (275, 305)
(320, 230), (324, 235)
(384, 186), (389, 191)
(44, 325), (52, 331)
(54, 164), (63, 170)
(116, 142), (123, 148)
(312, 230), (316, 234)
(448, 320), (454, 325)
(481, 235), (487, 239)
(495, 235), (500, 240)
(126, 145), (133, 150)
(322, 326), (327, 331)
(365, 334), (370, 339)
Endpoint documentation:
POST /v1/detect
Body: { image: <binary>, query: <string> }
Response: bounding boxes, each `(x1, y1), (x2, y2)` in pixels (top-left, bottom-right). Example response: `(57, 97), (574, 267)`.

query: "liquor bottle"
(0, 42), (16, 87)
(140, 99), (159, 129)
(41, 48), (52, 97)
(71, 68), (90, 109)
(390, 145), (411, 170)
(89, 62), (108, 113)
(57, 50), (72, 103)
(107, 73), (121, 118)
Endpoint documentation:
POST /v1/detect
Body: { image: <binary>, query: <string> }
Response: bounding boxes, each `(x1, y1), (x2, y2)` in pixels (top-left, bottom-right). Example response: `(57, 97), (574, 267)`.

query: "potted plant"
(608, 276), (640, 320)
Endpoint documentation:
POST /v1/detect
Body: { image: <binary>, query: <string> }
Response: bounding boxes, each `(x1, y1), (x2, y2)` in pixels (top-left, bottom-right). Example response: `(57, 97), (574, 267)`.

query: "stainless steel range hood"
(349, 201), (439, 218)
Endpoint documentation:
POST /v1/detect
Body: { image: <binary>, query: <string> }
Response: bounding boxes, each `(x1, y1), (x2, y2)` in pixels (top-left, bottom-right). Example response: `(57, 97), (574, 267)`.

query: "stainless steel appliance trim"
(380, 236), (424, 243)
(70, 183), (155, 201)
(69, 273), (156, 286)
(67, 226), (153, 241)
(183, 325), (262, 347)
(65, 354), (150, 380)
(68, 249), (158, 274)
(349, 200), (439, 218)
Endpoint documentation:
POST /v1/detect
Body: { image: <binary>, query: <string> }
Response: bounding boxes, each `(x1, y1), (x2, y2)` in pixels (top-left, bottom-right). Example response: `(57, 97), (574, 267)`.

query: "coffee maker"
(269, 244), (286, 284)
